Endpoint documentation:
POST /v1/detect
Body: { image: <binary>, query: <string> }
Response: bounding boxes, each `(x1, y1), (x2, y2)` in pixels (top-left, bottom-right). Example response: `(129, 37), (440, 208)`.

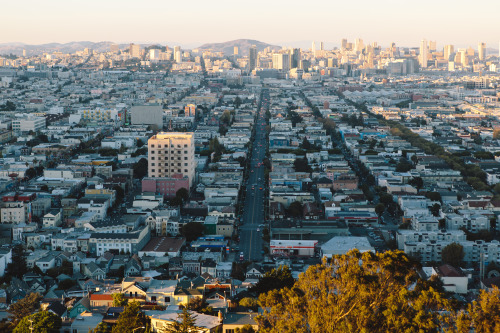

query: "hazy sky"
(2, 0), (499, 48)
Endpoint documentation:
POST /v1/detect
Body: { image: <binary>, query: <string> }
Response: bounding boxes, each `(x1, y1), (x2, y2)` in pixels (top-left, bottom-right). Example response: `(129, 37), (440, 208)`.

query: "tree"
(112, 301), (148, 333)
(6, 244), (27, 280)
(92, 322), (111, 333)
(441, 242), (464, 267)
(425, 191), (442, 203)
(8, 292), (42, 327)
(136, 139), (145, 148)
(236, 325), (256, 333)
(160, 307), (197, 333)
(181, 222), (204, 242)
(253, 266), (294, 295)
(430, 203), (441, 217)
(375, 203), (385, 217)
(133, 158), (148, 179)
(256, 250), (456, 333)
(239, 297), (258, 309)
(288, 201), (303, 218)
(456, 286), (500, 333)
(112, 293), (128, 307)
(293, 157), (311, 173)
(395, 158), (413, 172)
(186, 297), (212, 314)
(57, 278), (76, 290)
(234, 96), (242, 108)
(175, 188), (189, 202)
(13, 311), (61, 333)
(25, 168), (36, 179)
(408, 176), (424, 192)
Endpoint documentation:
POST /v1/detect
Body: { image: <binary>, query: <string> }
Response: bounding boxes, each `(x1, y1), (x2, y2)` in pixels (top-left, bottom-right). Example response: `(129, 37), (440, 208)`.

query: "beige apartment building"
(147, 132), (195, 187)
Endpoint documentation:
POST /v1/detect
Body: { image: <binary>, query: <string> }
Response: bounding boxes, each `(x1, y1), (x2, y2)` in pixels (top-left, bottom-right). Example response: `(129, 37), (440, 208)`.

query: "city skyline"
(1, 0), (500, 47)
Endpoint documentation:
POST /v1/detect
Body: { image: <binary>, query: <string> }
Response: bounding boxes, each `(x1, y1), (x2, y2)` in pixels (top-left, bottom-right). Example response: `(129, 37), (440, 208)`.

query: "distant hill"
(198, 39), (280, 56)
(0, 41), (120, 56)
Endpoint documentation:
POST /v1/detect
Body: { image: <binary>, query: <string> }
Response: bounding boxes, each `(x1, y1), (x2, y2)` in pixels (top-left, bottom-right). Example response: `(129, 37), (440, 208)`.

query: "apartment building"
(148, 132), (195, 187)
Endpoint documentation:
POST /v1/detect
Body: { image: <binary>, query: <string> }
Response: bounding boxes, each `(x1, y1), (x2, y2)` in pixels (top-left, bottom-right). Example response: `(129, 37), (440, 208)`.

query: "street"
(239, 89), (269, 262)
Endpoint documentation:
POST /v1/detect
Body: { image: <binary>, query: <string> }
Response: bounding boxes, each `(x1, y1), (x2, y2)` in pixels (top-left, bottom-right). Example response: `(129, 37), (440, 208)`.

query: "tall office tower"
(428, 40), (437, 52)
(272, 53), (290, 71)
(249, 45), (257, 72)
(129, 43), (141, 58)
(110, 43), (119, 53)
(184, 104), (196, 117)
(148, 132), (195, 187)
(444, 45), (455, 61)
(311, 41), (316, 52)
(320, 42), (324, 51)
(478, 42), (486, 61)
(174, 46), (181, 63)
(149, 49), (160, 60)
(233, 46), (239, 56)
(355, 38), (364, 52)
(22, 49), (26, 57)
(290, 48), (301, 69)
(341, 39), (348, 49)
(419, 39), (428, 68)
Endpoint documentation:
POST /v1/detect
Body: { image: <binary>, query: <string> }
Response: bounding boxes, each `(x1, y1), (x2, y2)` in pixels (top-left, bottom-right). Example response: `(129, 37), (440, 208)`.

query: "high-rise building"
(110, 44), (119, 53)
(290, 48), (301, 69)
(148, 132), (195, 187)
(272, 53), (290, 71)
(355, 38), (364, 53)
(478, 42), (486, 61)
(319, 42), (324, 51)
(428, 41), (437, 52)
(233, 46), (239, 56)
(184, 104), (196, 117)
(311, 41), (316, 52)
(444, 45), (454, 61)
(129, 43), (141, 58)
(149, 49), (160, 60)
(174, 46), (181, 63)
(419, 39), (428, 68)
(249, 45), (257, 72)
(341, 39), (348, 50)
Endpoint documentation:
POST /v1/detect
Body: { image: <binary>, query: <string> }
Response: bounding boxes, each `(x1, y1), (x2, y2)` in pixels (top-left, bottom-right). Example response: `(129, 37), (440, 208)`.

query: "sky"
(2, 0), (500, 49)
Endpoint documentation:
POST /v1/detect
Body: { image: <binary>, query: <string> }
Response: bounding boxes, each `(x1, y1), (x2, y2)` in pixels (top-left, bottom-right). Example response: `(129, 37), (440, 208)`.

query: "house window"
(151, 296), (157, 302)
(165, 296), (170, 303)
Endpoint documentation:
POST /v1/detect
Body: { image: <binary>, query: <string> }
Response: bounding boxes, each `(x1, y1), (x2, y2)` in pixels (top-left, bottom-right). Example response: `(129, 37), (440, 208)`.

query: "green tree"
(13, 311), (61, 333)
(133, 158), (148, 179)
(25, 168), (37, 179)
(293, 157), (311, 173)
(181, 222), (204, 242)
(441, 242), (464, 267)
(287, 201), (303, 218)
(160, 307), (197, 333)
(112, 293), (128, 307)
(175, 188), (189, 202)
(425, 191), (442, 203)
(408, 176), (424, 192)
(256, 250), (455, 333)
(430, 203), (441, 217)
(8, 292), (42, 327)
(112, 301), (148, 333)
(6, 244), (27, 280)
(92, 322), (111, 333)
(186, 297), (212, 314)
(239, 297), (258, 309)
(253, 266), (294, 295)
(236, 325), (256, 333)
(375, 203), (385, 217)
(136, 139), (145, 148)
(57, 279), (76, 290)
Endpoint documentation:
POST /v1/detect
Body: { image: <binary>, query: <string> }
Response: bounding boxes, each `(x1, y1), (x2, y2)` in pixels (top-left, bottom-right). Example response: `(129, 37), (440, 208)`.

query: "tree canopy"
(256, 250), (458, 333)
(13, 311), (61, 333)
(8, 292), (42, 327)
(160, 307), (198, 333)
(441, 243), (464, 267)
(112, 301), (148, 333)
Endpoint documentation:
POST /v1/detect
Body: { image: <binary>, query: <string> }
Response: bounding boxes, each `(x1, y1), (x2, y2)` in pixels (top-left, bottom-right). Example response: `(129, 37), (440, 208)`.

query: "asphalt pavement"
(239, 90), (269, 262)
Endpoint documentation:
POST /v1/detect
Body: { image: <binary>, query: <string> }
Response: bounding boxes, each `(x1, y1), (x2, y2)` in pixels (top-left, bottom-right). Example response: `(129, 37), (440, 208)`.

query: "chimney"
(218, 310), (223, 323)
